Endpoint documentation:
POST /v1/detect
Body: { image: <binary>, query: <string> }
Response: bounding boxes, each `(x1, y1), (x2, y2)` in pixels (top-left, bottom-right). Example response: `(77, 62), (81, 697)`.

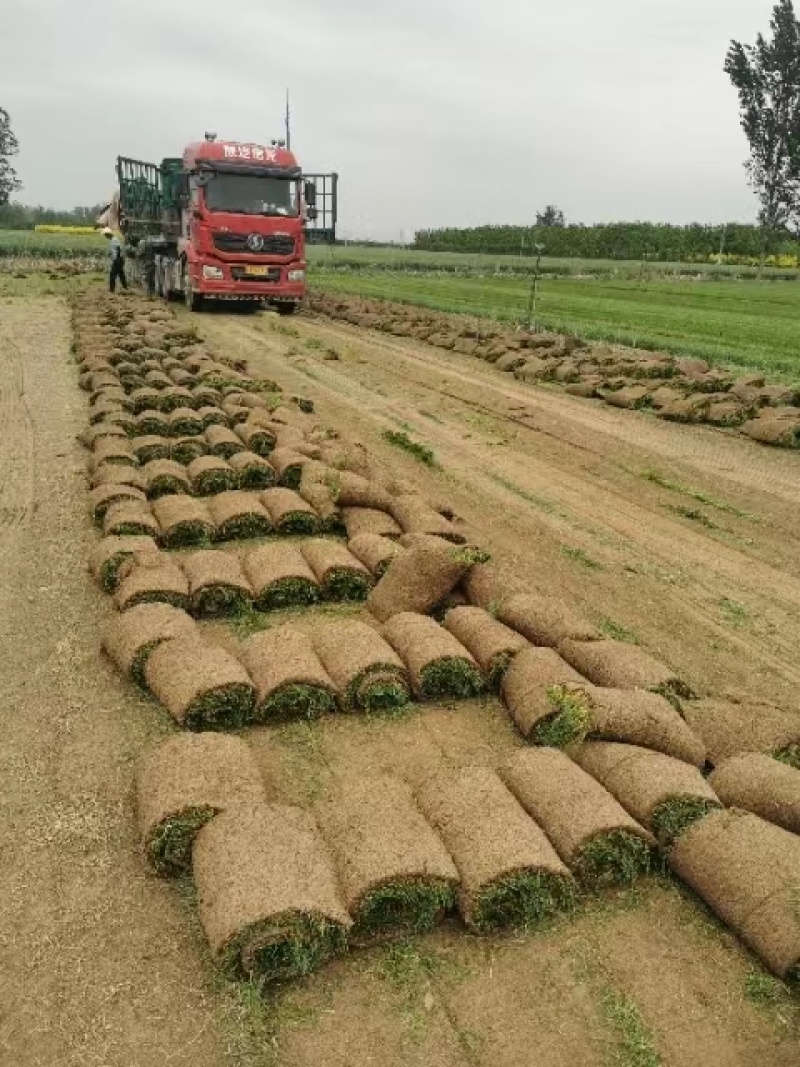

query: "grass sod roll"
(89, 533), (158, 593)
(575, 742), (722, 847)
(415, 766), (577, 932)
(152, 494), (215, 548)
(80, 422), (128, 449)
(297, 463), (344, 532)
(168, 406), (204, 437)
(243, 543), (320, 610)
(580, 686), (706, 766)
(243, 626), (337, 722)
(131, 435), (171, 464)
(191, 385), (224, 408)
(669, 809), (800, 980)
(709, 753), (800, 834)
(558, 638), (695, 701)
(208, 491), (273, 542)
(683, 698), (800, 766)
(270, 447), (309, 488)
(314, 774), (458, 945)
(260, 488), (321, 535)
(90, 462), (147, 492)
(130, 387), (163, 414)
(382, 612), (483, 700)
(91, 437), (136, 468)
(206, 424), (247, 459)
(228, 450), (276, 490)
(161, 390), (196, 416)
(741, 415), (800, 447)
(143, 458), (192, 500)
(193, 803), (351, 984)
(299, 539), (374, 601)
(388, 496), (465, 543)
(89, 483), (148, 523)
(170, 436), (208, 465)
(347, 533), (404, 578)
(197, 405), (230, 429)
(497, 593), (600, 647)
(500, 748), (654, 888)
(237, 420), (277, 457)
(312, 620), (411, 713)
(342, 507), (403, 541)
(327, 470), (394, 511)
(182, 549), (254, 617)
(114, 554), (191, 612)
(144, 635), (256, 729)
(443, 605), (528, 688)
(103, 500), (161, 540)
(367, 537), (488, 622)
(187, 455), (238, 496)
(103, 602), (199, 686)
(135, 409), (170, 437)
(500, 646), (590, 742)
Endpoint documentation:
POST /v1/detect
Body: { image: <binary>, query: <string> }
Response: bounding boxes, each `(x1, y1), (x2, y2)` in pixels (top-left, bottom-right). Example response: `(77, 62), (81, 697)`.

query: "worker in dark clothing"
(103, 227), (128, 293)
(142, 245), (157, 299)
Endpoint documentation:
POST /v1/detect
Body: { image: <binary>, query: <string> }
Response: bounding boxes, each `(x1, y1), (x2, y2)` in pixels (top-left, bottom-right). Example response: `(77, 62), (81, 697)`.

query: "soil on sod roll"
(500, 647), (589, 744)
(383, 612), (484, 700)
(243, 544), (320, 610)
(132, 434), (171, 464)
(80, 422), (128, 448)
(389, 496), (465, 543)
(243, 626), (337, 722)
(143, 458), (192, 500)
(114, 554), (191, 612)
(329, 471), (394, 511)
(299, 539), (373, 601)
(236, 420), (277, 457)
(312, 620), (411, 712)
(558, 638), (694, 701)
(207, 491), (273, 542)
(497, 593), (600, 647)
(144, 635), (256, 729)
(347, 533), (404, 579)
(104, 602), (199, 686)
(669, 809), (800, 979)
(228, 450), (276, 489)
(342, 507), (402, 541)
(260, 488), (321, 535)
(575, 742), (721, 846)
(683, 699), (800, 767)
(89, 533), (159, 593)
(314, 774), (459, 945)
(581, 686), (707, 766)
(367, 537), (487, 622)
(137, 733), (266, 876)
(152, 494), (215, 548)
(297, 463), (344, 532)
(270, 447), (309, 489)
(135, 409), (170, 437)
(170, 436), (208, 465)
(181, 550), (254, 617)
(90, 463), (147, 492)
(103, 500), (161, 539)
(89, 482), (148, 523)
(416, 766), (577, 932)
(443, 605), (529, 688)
(206, 424), (247, 459)
(192, 803), (351, 983)
(499, 748), (655, 887)
(709, 754), (800, 834)
(462, 560), (522, 611)
(168, 407), (204, 437)
(188, 455), (238, 496)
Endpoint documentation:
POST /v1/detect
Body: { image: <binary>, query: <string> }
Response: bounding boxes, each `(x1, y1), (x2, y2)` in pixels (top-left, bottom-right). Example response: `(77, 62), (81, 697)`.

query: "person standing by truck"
(103, 227), (128, 293)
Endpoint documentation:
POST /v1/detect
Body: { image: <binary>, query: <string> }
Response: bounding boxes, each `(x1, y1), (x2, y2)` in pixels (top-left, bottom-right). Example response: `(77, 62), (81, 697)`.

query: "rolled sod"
(182, 549), (254, 617)
(135, 409), (170, 437)
(415, 766), (577, 932)
(138, 734), (267, 876)
(89, 483), (147, 523)
(152, 494), (215, 548)
(144, 635), (256, 729)
(312, 620), (411, 712)
(389, 496), (465, 544)
(80, 422), (128, 449)
(498, 593), (600, 647)
(443, 605), (528, 688)
(669, 809), (800, 979)
(342, 507), (402, 541)
(575, 742), (721, 846)
(197, 405), (230, 429)
(580, 686), (706, 767)
(160, 388), (195, 414)
(243, 626), (337, 722)
(331, 470), (394, 511)
(383, 612), (484, 700)
(558, 638), (694, 701)
(188, 455), (238, 496)
(741, 415), (800, 447)
(297, 462), (344, 531)
(300, 539), (373, 601)
(229, 450), (276, 490)
(193, 803), (351, 983)
(462, 560), (521, 611)
(260, 488), (321, 535)
(91, 437), (136, 468)
(89, 398), (126, 425)
(142, 458), (192, 500)
(89, 533), (158, 593)
(104, 601), (199, 685)
(243, 543), (320, 610)
(206, 424), (247, 459)
(709, 754), (800, 835)
(114, 553), (190, 612)
(90, 462), (146, 492)
(315, 774), (459, 945)
(500, 748), (655, 887)
(347, 533), (404, 578)
(131, 435), (171, 464)
(103, 500), (160, 539)
(207, 490), (273, 542)
(501, 647), (590, 744)
(236, 420), (277, 457)
(169, 436), (208, 465)
(367, 537), (486, 622)
(167, 406), (204, 437)
(269, 447), (309, 488)
(144, 369), (171, 390)
(130, 386), (162, 413)
(683, 699), (800, 767)
(192, 385), (224, 408)
(221, 402), (251, 425)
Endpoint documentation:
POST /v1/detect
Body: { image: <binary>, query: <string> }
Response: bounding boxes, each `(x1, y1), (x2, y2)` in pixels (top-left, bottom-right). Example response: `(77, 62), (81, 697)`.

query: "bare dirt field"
(2, 285), (800, 1067)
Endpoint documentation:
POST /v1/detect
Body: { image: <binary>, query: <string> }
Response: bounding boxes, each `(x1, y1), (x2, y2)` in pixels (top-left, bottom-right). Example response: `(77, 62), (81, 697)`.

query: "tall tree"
(0, 108), (22, 206)
(725, 0), (800, 247)
(535, 205), (566, 227)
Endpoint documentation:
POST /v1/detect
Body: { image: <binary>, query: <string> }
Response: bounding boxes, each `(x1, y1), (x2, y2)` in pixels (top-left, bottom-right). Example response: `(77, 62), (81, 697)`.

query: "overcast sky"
(0, 0), (778, 239)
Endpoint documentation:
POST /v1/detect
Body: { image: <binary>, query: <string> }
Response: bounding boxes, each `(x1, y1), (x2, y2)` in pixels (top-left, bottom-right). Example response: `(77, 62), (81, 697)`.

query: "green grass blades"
(274, 512), (320, 536)
(650, 797), (721, 847)
(321, 568), (373, 602)
(194, 585), (252, 618)
(257, 683), (336, 723)
(354, 880), (455, 943)
(381, 430), (437, 467)
(418, 658), (484, 701)
(773, 745), (800, 770)
(215, 514), (273, 542)
(346, 666), (410, 713)
(531, 686), (592, 748)
(193, 469), (239, 496)
(471, 870), (577, 933)
(572, 830), (652, 888)
(183, 684), (255, 731)
(255, 577), (320, 611)
(223, 912), (348, 985)
(147, 807), (216, 876)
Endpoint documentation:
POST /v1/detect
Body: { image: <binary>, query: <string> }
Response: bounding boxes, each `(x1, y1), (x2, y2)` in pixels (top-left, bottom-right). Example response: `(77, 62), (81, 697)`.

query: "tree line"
(0, 200), (106, 229)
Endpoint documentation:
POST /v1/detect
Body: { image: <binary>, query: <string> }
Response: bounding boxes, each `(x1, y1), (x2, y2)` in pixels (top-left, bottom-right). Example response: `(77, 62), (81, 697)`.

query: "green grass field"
(0, 229), (106, 258)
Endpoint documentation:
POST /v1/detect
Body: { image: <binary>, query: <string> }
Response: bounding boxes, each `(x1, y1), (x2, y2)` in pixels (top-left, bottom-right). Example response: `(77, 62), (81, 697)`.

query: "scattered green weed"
(562, 546), (604, 570)
(488, 473), (561, 514)
(719, 597), (752, 628)
(642, 469), (758, 521)
(599, 617), (639, 644)
(381, 429), (437, 466)
(666, 504), (719, 529)
(601, 988), (662, 1067)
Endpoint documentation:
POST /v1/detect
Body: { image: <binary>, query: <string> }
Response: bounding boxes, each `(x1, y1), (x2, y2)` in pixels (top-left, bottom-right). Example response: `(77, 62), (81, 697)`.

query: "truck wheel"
(275, 302), (296, 316)
(182, 266), (204, 312)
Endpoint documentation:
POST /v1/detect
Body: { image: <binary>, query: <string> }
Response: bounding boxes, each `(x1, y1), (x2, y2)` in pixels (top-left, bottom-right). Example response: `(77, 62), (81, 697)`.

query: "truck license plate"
(244, 265), (269, 276)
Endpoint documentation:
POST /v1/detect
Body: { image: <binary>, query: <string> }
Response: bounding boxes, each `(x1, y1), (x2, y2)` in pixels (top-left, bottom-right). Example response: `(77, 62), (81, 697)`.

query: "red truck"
(114, 134), (337, 312)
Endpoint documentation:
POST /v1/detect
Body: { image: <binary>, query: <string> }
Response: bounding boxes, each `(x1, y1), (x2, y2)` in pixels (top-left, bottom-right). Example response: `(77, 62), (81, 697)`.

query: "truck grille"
(213, 233), (295, 256)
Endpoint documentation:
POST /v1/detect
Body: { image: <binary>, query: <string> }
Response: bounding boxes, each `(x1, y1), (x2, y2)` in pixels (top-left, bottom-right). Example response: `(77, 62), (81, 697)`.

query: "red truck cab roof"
(183, 140), (299, 173)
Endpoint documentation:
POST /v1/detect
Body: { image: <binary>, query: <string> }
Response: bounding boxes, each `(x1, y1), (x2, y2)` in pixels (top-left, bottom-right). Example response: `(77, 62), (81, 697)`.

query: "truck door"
(302, 173), (338, 244)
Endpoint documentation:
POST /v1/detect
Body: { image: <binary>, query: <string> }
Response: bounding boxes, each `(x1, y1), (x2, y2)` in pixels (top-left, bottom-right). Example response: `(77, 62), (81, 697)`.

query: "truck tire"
(182, 264), (204, 312)
(275, 302), (297, 316)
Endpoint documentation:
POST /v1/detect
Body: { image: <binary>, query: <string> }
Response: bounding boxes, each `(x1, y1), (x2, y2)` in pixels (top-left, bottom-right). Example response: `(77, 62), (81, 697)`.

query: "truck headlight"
(202, 265), (224, 279)
(288, 269), (306, 282)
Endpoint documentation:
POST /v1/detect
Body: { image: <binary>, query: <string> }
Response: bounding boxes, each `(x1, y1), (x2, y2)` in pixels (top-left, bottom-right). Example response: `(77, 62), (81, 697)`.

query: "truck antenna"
(285, 88), (292, 151)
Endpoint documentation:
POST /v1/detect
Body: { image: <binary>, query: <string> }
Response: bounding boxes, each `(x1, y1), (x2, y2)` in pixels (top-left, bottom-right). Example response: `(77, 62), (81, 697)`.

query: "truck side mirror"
(176, 172), (190, 206)
(304, 181), (317, 207)
(306, 206), (319, 221)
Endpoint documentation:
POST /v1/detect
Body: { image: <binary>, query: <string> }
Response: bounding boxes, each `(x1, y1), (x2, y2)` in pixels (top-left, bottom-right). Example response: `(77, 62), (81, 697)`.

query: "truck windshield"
(204, 174), (298, 217)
